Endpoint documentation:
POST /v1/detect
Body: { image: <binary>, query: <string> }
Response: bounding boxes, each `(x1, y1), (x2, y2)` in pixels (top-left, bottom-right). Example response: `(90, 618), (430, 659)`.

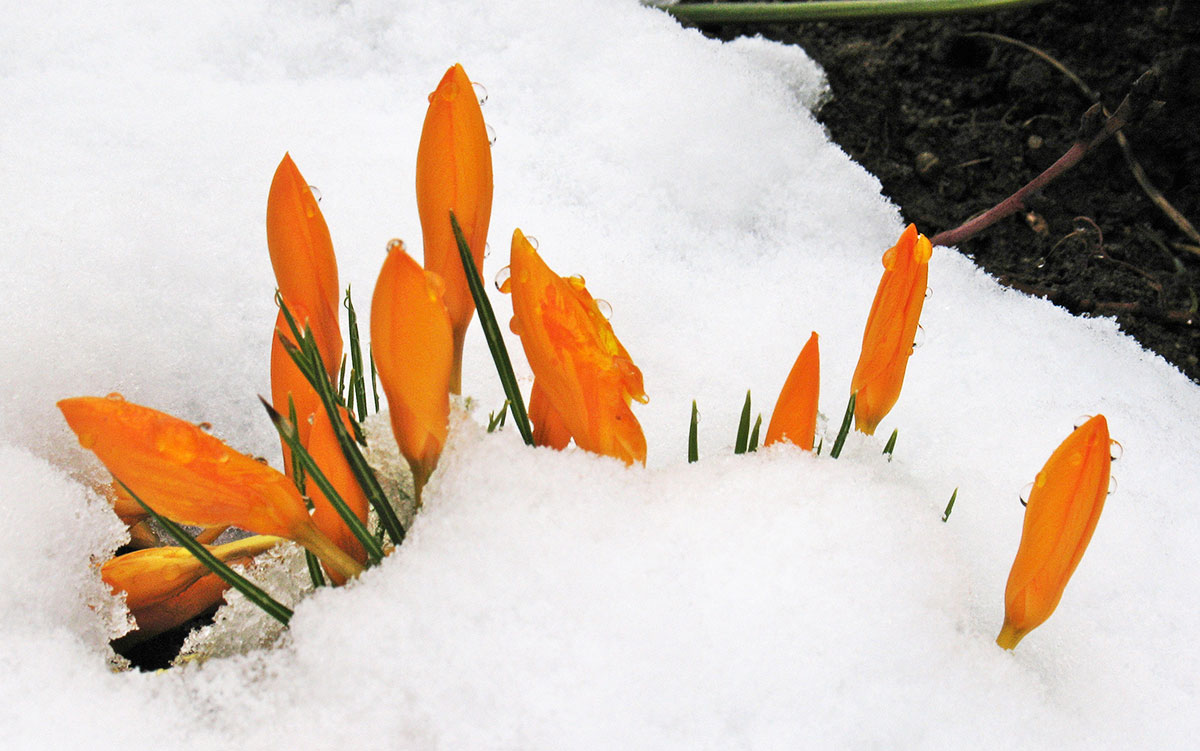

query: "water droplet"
(594, 298), (612, 320)
(154, 424), (199, 463)
(567, 274), (587, 291)
(925, 286), (933, 299)
(1108, 475), (1118, 495)
(216, 453), (230, 463)
(472, 81), (488, 106)
(1019, 482), (1034, 507)
(525, 235), (539, 250)
(254, 455), (269, 465)
(484, 242), (491, 259)
(196, 422), (213, 432)
(1035, 258), (1047, 269)
(912, 325), (926, 349)
(1073, 414), (1093, 430)
(486, 124), (497, 146)
(308, 185), (322, 203)
(881, 246), (897, 270)
(494, 265), (511, 292)
(1109, 440), (1123, 461)
(105, 392), (125, 402)
(386, 238), (405, 253)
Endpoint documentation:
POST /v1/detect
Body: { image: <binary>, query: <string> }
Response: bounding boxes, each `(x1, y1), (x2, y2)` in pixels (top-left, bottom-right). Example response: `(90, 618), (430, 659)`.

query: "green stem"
(688, 400), (699, 464)
(829, 393), (855, 459)
(659, 0), (1050, 25)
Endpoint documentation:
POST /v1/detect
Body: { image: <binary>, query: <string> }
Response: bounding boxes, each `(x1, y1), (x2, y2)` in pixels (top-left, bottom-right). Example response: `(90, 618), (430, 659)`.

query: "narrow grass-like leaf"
(337, 354), (348, 403)
(117, 479), (293, 625)
(942, 487), (959, 522)
(344, 287), (368, 422)
(369, 349), (380, 413)
(277, 296), (406, 546)
(305, 551), (327, 587)
(488, 401), (510, 433)
(262, 397), (385, 565)
(688, 400), (699, 464)
(661, 0), (1051, 25)
(734, 390), (752, 455)
(748, 414), (762, 452)
(815, 437), (824, 456)
(882, 429), (899, 460)
(450, 211), (534, 446)
(829, 393), (855, 459)
(287, 396), (323, 589)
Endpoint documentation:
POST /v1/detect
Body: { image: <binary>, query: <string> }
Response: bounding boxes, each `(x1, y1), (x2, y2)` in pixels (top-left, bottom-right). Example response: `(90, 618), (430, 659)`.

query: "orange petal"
(850, 224), (931, 435)
(271, 308), (321, 472)
(416, 63), (494, 391)
(59, 396), (316, 540)
(267, 153), (343, 381)
(508, 229), (647, 465)
(102, 535), (281, 611)
(529, 379), (571, 450)
(997, 415), (1112, 649)
(764, 331), (820, 450)
(121, 570), (237, 643)
(370, 245), (454, 496)
(306, 404), (370, 580)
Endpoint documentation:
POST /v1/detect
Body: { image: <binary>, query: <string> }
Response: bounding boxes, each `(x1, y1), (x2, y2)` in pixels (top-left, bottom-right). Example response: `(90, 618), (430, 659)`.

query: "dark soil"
(699, 0), (1200, 382)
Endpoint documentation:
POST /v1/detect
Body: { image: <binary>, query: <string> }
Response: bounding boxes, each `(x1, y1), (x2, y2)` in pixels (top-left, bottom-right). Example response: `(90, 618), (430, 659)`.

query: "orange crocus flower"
(370, 244), (453, 502)
(764, 331), (820, 450)
(116, 572), (234, 645)
(528, 380), (571, 450)
(58, 396), (363, 581)
(997, 415), (1112, 650)
(850, 224), (932, 435)
(267, 153), (343, 382)
(416, 63), (493, 393)
(507, 229), (648, 465)
(305, 404), (369, 581)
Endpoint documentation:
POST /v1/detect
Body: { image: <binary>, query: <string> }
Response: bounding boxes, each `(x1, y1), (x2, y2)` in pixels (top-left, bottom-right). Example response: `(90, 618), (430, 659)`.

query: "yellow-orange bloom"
(528, 379), (571, 450)
(507, 229), (648, 465)
(416, 63), (494, 393)
(306, 404), (370, 580)
(764, 331), (820, 450)
(370, 244), (453, 500)
(58, 396), (362, 580)
(997, 415), (1112, 650)
(116, 572), (232, 645)
(271, 308), (322, 464)
(267, 152), (343, 381)
(102, 535), (281, 612)
(850, 224), (932, 435)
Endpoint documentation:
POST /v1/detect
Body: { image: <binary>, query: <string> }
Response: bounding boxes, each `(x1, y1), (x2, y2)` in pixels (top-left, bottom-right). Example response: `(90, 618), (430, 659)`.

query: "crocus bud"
(267, 153), (343, 381)
(370, 244), (453, 501)
(997, 415), (1113, 649)
(416, 63), (494, 393)
(506, 229), (647, 465)
(850, 224), (932, 435)
(764, 331), (820, 450)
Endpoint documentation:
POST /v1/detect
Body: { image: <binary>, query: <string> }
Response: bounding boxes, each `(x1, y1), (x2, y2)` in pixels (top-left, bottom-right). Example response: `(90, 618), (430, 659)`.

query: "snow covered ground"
(2, 0), (1198, 747)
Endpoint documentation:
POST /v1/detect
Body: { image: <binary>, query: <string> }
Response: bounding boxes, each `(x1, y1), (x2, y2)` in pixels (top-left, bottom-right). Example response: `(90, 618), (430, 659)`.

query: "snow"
(2, 0), (1199, 747)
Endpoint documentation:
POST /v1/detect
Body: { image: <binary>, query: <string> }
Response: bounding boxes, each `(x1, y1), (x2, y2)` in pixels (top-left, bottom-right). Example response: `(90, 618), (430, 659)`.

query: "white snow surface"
(2, 0), (1198, 747)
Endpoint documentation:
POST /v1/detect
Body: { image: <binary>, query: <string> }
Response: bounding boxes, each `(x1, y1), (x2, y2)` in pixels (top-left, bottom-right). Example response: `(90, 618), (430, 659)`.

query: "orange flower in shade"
(370, 243), (454, 502)
(58, 396), (363, 581)
(997, 415), (1113, 650)
(506, 229), (648, 465)
(416, 63), (494, 393)
(104, 535), (281, 643)
(850, 224), (932, 435)
(267, 153), (343, 382)
(763, 331), (820, 450)
(270, 309), (323, 464)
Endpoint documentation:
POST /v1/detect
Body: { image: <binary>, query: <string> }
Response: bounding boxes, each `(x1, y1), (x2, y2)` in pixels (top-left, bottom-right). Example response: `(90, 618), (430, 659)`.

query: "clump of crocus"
(58, 395), (364, 582)
(370, 242), (454, 504)
(104, 535), (281, 642)
(416, 63), (493, 393)
(505, 229), (648, 465)
(764, 331), (819, 450)
(850, 224), (932, 435)
(997, 415), (1113, 650)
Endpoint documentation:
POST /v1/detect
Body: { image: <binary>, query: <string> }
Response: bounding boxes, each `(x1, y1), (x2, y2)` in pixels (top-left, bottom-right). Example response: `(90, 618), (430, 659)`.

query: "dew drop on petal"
(484, 242), (491, 259)
(472, 81), (488, 106)
(594, 298), (612, 320)
(386, 238), (405, 254)
(567, 274), (586, 291)
(525, 235), (539, 250)
(486, 124), (497, 146)
(494, 265), (511, 292)
(1110, 440), (1123, 461)
(154, 424), (199, 464)
(1019, 482), (1035, 507)
(1108, 475), (1118, 495)
(1073, 414), (1093, 430)
(308, 185), (321, 203)
(196, 422), (213, 432)
(912, 325), (926, 349)
(105, 392), (125, 402)
(882, 246), (897, 270)
(925, 286), (933, 299)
